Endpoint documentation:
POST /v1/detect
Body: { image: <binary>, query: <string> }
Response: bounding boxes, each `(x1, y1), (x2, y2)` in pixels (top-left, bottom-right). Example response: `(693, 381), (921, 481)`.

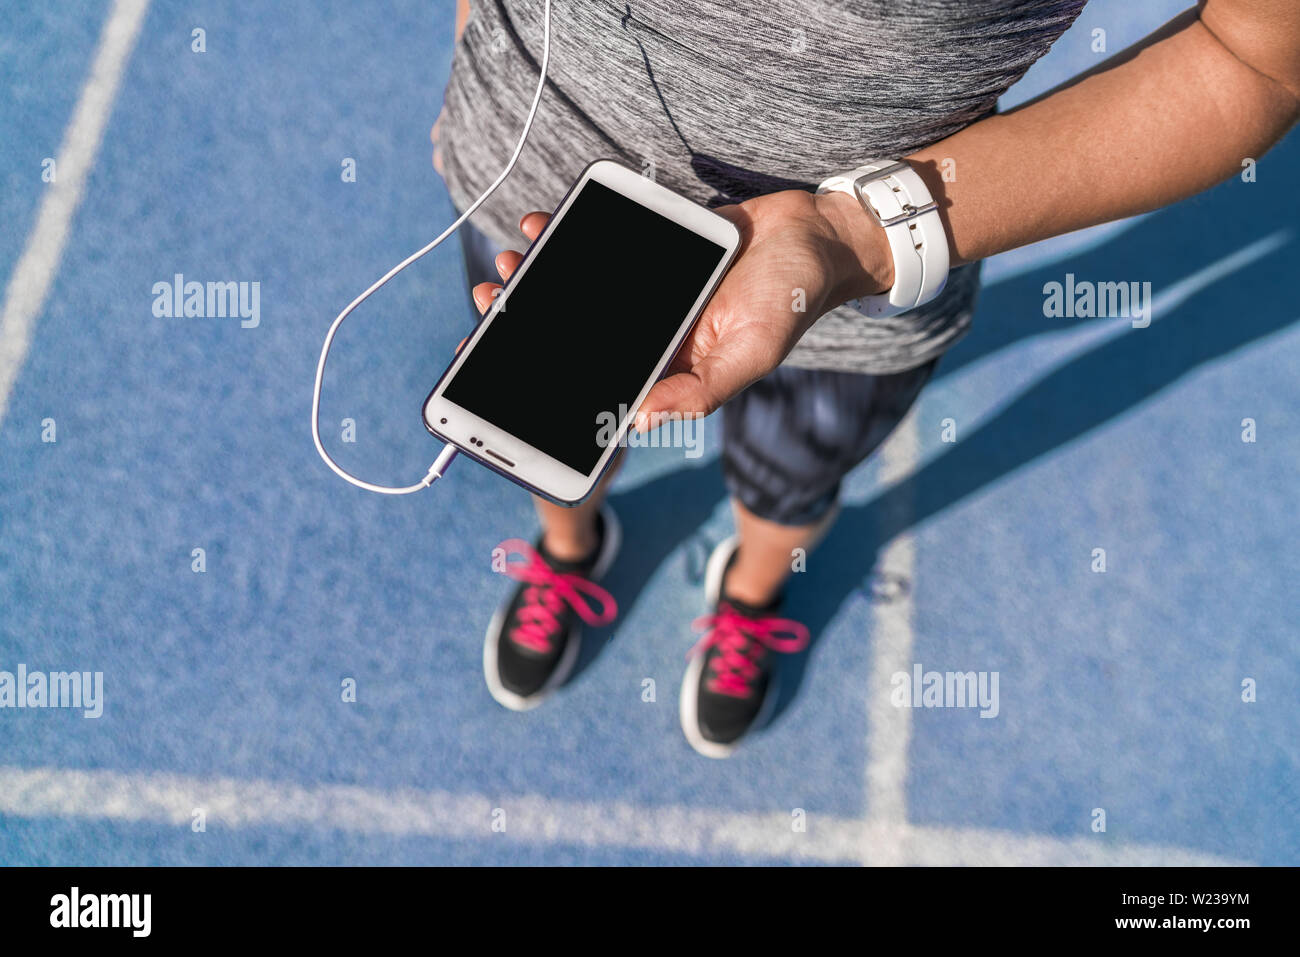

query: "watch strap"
(817, 159), (949, 318)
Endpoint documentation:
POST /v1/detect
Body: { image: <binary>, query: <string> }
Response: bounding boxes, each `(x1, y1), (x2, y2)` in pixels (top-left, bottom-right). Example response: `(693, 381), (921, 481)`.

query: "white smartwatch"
(817, 159), (950, 318)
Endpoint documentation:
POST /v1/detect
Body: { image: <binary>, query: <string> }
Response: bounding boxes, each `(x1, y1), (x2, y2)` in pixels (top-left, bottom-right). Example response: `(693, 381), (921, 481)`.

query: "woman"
(432, 0), (1299, 756)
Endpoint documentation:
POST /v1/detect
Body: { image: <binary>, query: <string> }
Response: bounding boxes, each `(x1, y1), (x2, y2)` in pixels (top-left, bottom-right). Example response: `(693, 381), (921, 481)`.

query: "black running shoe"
(483, 506), (620, 711)
(679, 536), (809, 757)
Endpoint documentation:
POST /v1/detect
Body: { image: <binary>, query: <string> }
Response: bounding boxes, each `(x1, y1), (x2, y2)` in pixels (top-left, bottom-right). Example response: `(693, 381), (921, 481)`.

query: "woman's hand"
(471, 189), (892, 426)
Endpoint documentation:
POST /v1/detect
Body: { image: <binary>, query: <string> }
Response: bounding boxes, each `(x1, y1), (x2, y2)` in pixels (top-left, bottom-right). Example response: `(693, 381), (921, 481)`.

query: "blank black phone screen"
(441, 178), (728, 475)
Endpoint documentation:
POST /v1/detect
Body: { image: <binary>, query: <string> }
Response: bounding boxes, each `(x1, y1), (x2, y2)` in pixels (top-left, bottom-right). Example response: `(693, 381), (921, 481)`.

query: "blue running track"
(0, 0), (1296, 864)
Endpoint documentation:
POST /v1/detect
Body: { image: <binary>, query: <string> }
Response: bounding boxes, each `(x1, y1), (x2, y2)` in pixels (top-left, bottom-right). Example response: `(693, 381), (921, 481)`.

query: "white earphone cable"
(311, 0), (552, 494)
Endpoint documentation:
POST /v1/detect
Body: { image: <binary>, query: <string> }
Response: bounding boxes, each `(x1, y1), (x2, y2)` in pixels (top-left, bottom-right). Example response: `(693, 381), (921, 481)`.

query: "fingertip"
(494, 249), (523, 280)
(519, 211), (550, 239)
(472, 282), (502, 313)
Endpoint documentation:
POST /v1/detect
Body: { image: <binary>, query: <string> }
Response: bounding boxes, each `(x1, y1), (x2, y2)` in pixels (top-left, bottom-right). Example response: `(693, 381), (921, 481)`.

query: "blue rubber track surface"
(0, 0), (1296, 865)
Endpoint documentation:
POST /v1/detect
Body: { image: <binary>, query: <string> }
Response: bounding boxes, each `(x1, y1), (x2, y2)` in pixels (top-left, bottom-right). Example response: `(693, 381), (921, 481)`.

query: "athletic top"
(436, 0), (1087, 374)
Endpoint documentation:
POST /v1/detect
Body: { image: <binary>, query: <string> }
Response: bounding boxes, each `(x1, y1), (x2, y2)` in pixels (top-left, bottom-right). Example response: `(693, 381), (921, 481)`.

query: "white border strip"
(0, 0), (151, 426)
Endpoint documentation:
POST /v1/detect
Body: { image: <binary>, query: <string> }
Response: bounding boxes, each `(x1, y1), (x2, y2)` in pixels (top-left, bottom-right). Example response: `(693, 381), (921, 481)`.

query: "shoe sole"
(678, 535), (779, 759)
(483, 504), (622, 712)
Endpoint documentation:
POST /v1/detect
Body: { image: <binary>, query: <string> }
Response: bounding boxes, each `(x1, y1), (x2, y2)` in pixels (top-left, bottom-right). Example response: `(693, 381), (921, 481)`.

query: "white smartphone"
(423, 159), (742, 504)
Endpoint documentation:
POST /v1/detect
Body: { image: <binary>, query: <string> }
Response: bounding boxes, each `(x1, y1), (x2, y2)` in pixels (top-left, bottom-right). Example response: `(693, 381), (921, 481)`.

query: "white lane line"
(930, 231), (1297, 460)
(903, 825), (1245, 867)
(861, 404), (921, 864)
(0, 765), (1243, 865)
(0, 765), (865, 863)
(1147, 230), (1292, 319)
(962, 230), (1294, 398)
(0, 0), (151, 426)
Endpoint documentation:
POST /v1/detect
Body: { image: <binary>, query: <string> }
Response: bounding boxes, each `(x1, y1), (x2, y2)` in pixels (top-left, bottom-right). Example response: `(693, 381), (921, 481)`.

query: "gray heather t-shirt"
(437, 0), (1087, 374)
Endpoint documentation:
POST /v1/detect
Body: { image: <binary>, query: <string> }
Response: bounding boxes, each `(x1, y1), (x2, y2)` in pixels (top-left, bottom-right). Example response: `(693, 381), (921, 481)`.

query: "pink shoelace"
(496, 538), (617, 654)
(688, 603), (811, 698)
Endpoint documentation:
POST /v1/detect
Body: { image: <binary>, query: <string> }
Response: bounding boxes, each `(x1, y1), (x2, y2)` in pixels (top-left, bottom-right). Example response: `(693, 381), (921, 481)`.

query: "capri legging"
(458, 219), (934, 527)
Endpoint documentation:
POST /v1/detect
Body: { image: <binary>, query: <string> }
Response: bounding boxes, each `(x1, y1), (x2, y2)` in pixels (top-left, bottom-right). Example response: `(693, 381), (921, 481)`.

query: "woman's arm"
(826, 0), (1300, 283)
(455, 0), (470, 42)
